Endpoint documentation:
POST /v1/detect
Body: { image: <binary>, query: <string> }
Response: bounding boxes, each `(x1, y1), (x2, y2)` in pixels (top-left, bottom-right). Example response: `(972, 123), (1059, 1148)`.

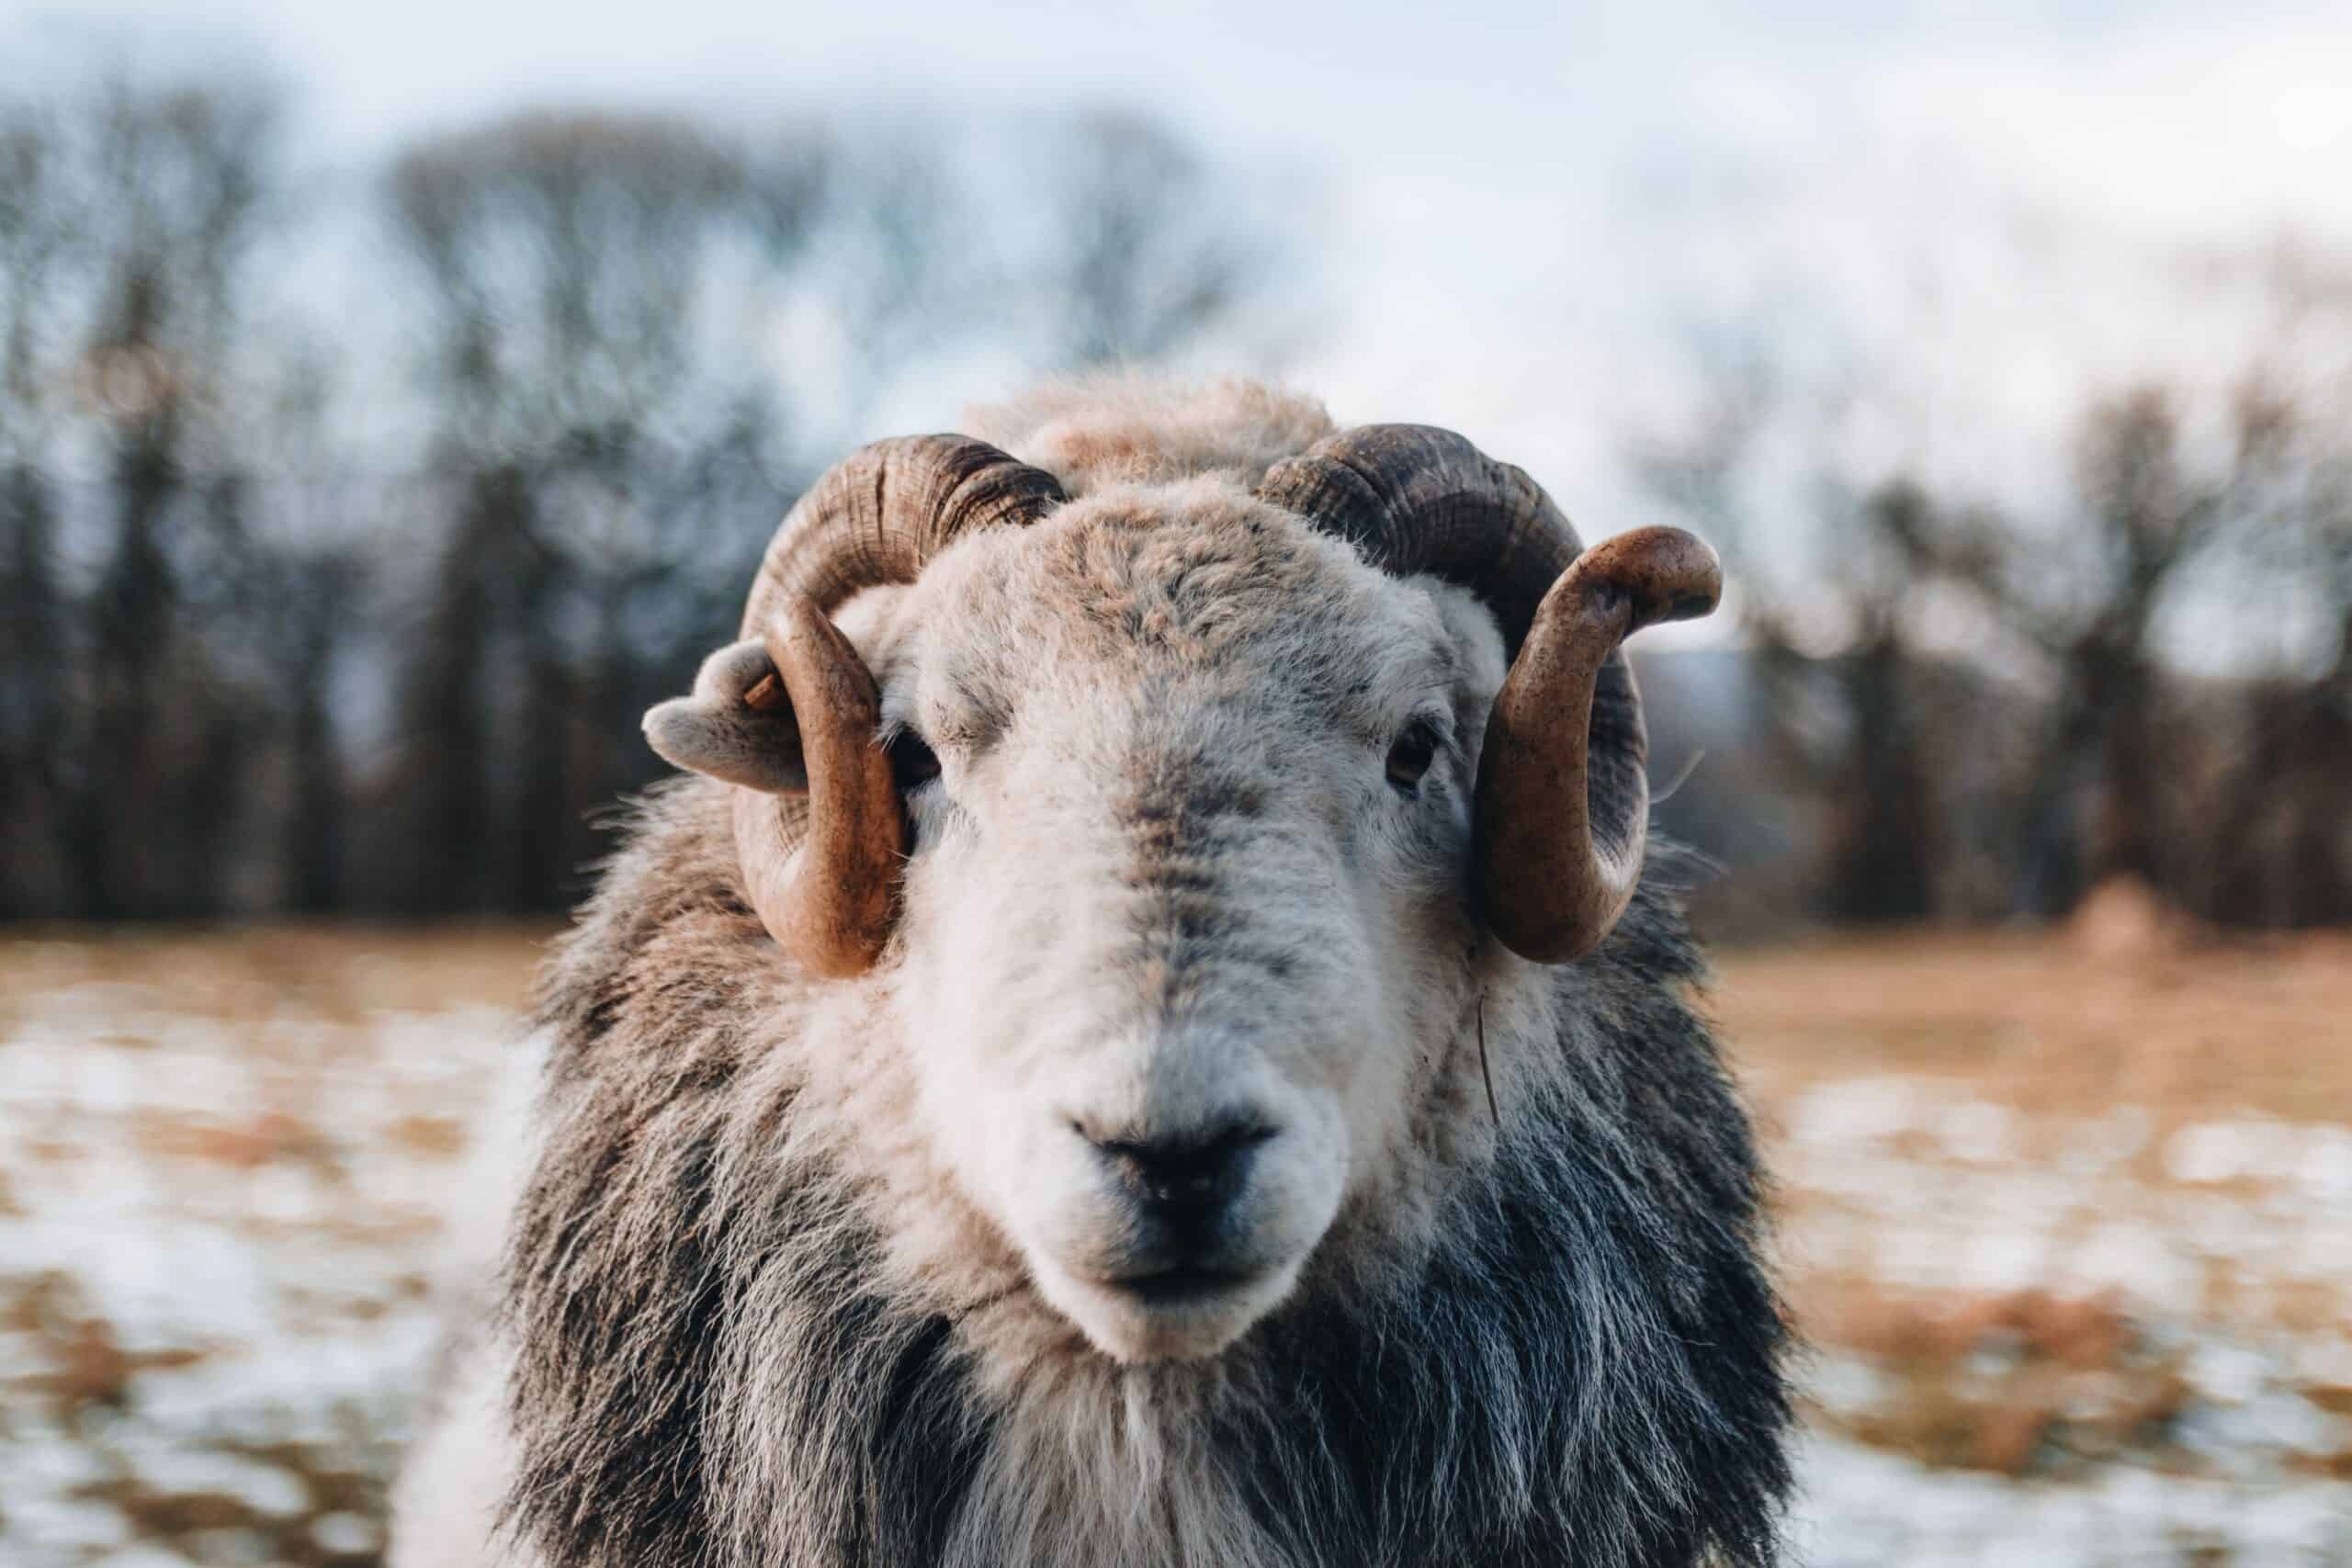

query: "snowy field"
(2, 928), (2348, 1566)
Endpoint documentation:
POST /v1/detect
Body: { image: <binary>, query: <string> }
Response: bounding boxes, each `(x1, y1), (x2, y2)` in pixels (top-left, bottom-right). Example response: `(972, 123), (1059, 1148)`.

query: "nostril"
(1091, 1120), (1276, 1225)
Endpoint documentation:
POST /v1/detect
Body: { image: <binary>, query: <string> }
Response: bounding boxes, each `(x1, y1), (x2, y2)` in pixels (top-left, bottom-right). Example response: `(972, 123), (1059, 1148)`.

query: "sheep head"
(643, 426), (1717, 1363)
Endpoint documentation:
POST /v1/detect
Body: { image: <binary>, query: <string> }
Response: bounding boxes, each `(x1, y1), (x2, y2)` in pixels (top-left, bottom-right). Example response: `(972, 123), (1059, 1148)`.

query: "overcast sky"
(12, 0), (2351, 659)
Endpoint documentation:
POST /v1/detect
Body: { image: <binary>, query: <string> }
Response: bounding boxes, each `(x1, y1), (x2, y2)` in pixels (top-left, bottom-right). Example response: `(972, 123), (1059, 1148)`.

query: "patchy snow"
(1773, 1069), (2352, 1558)
(1792, 1433), (2352, 1565)
(0, 968), (505, 1568)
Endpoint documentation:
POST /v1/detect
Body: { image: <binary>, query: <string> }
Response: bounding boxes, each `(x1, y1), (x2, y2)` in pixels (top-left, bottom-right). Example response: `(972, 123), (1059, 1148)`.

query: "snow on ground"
(1, 931), (2347, 1565)
(1773, 1071), (2352, 1564)
(0, 937), (515, 1568)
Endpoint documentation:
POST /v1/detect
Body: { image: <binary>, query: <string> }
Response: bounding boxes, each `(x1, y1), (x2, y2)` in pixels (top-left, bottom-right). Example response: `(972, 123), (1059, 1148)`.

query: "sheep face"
(848, 479), (1510, 1364)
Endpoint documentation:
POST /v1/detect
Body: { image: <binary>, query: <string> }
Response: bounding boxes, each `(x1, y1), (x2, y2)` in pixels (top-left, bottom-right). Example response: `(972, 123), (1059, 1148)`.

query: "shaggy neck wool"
(500, 784), (1791, 1568)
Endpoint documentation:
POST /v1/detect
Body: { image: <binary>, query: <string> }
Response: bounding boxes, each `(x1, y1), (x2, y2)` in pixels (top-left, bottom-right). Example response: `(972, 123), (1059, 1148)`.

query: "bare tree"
(790, 123), (973, 428)
(69, 73), (281, 917)
(2196, 376), (2352, 926)
(1040, 111), (1264, 369)
(0, 101), (76, 915)
(1639, 369), (1948, 924)
(378, 110), (815, 911)
(1868, 387), (2255, 912)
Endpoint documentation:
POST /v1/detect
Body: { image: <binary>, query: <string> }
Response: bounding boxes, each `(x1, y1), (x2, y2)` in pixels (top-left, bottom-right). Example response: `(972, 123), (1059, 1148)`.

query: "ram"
(390, 378), (1792, 1568)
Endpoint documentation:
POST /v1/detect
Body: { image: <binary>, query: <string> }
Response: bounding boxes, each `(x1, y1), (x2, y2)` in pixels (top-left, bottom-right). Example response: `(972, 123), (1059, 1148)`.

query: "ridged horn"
(1258, 425), (1719, 964)
(741, 434), (1069, 638)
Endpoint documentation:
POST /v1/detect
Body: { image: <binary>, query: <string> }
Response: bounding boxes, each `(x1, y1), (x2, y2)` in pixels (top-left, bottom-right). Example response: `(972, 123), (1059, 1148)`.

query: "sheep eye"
(1385, 719), (1441, 793)
(887, 729), (942, 792)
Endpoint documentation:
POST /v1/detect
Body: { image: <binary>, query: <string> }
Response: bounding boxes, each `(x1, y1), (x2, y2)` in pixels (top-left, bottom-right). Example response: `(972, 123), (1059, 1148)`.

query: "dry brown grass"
(1793, 1275), (2198, 1477)
(0, 922), (559, 1024)
(1713, 929), (2352, 1129)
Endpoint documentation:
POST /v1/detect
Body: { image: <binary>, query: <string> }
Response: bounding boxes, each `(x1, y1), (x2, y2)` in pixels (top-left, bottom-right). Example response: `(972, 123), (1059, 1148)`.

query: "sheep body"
(391, 377), (1792, 1568)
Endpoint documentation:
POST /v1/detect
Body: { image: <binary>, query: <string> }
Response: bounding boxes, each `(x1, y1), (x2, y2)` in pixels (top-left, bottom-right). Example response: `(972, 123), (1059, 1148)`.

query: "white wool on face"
(848, 471), (1517, 1365)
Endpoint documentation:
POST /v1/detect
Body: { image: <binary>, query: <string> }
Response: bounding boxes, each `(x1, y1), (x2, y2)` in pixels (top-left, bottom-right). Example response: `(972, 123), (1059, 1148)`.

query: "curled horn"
(646, 435), (1064, 975)
(1257, 426), (1720, 964)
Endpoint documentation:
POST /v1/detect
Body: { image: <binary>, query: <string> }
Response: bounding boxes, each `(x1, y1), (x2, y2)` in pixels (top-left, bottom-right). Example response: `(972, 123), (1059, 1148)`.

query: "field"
(3, 924), (2349, 1565)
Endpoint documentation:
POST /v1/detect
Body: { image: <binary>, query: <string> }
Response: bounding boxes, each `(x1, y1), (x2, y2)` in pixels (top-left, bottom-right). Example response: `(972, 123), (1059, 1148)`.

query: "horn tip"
(1572, 525), (1723, 631)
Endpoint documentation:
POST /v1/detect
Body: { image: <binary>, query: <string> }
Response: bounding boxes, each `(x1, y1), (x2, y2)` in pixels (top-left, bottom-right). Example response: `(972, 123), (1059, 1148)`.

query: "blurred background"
(2, 1), (2347, 1563)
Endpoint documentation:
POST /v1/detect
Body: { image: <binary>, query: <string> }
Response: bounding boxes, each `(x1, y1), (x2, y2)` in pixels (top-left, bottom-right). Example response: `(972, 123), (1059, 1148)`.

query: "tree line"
(1640, 298), (2352, 932)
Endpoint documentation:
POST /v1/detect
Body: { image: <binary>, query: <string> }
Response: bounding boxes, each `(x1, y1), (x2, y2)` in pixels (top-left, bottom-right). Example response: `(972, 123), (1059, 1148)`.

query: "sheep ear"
(643, 638), (809, 794)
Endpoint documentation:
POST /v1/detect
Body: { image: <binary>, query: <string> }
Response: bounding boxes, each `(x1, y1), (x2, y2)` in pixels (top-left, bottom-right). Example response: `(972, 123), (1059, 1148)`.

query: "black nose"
(1090, 1120), (1272, 1240)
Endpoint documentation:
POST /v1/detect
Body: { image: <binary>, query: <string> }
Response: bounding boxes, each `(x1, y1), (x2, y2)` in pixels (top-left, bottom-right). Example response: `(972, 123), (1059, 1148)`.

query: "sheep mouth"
(1097, 1262), (1259, 1306)
(1043, 1250), (1308, 1362)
